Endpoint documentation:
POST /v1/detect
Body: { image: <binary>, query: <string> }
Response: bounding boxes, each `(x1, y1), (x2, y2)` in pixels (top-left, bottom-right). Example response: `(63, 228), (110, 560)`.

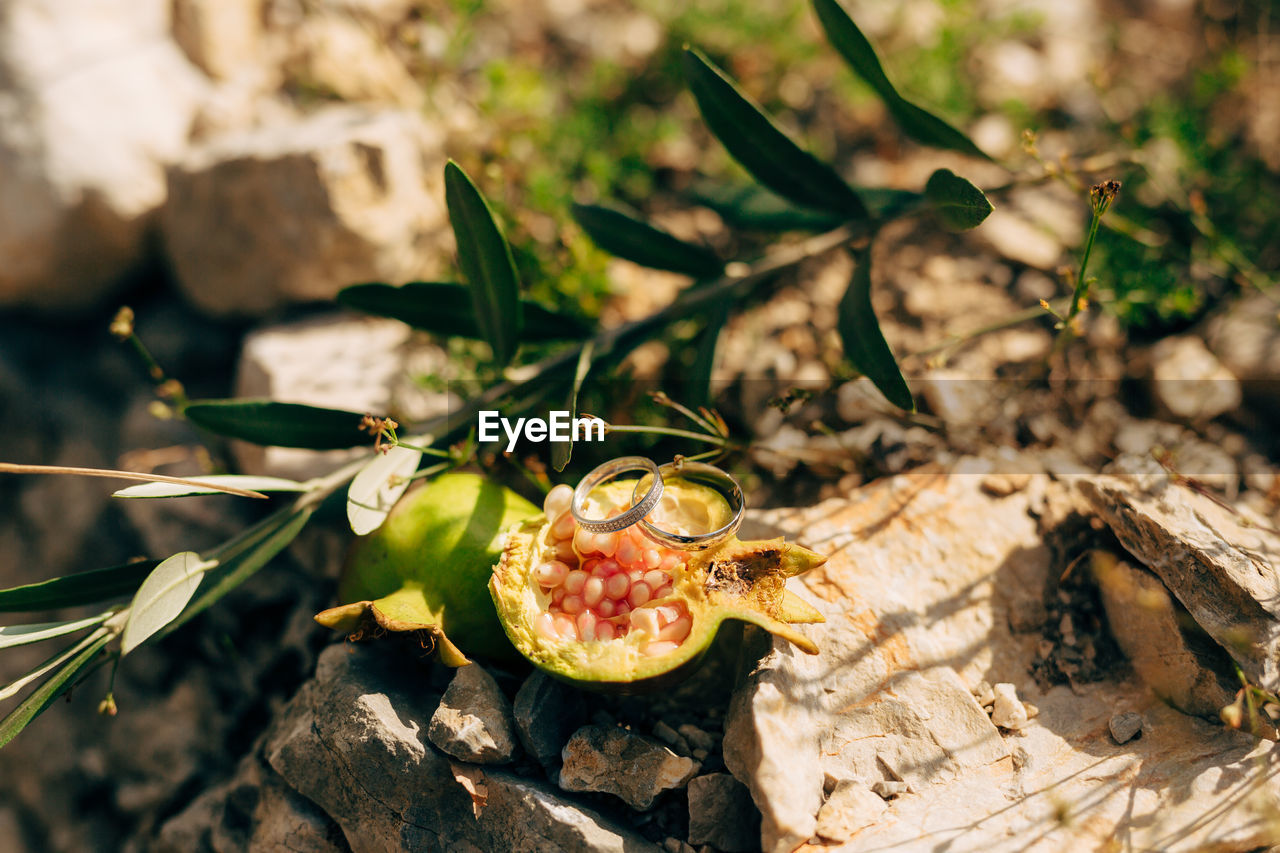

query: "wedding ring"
(570, 456), (664, 533)
(631, 461), (744, 551)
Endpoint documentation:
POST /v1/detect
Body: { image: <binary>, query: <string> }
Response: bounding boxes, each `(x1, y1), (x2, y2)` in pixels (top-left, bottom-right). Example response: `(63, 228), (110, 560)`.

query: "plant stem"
(1068, 209), (1104, 328)
(0, 463), (269, 499)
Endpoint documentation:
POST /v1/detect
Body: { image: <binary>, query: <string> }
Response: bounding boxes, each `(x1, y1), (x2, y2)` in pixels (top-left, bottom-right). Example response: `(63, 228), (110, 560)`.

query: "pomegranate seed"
(543, 484), (573, 520)
(616, 538), (640, 566)
(553, 613), (577, 640)
(551, 511), (575, 539)
(642, 641), (680, 657)
(562, 595), (585, 615)
(595, 531), (619, 557)
(551, 540), (577, 562)
(614, 601), (631, 618)
(593, 559), (620, 578)
(564, 570), (588, 595)
(643, 569), (667, 590)
(551, 587), (566, 604)
(628, 569), (644, 583)
(577, 611), (598, 641)
(533, 560), (570, 587)
(660, 554), (681, 572)
(654, 605), (681, 625)
(653, 584), (673, 600)
(642, 549), (663, 569)
(583, 577), (605, 607)
(658, 615), (692, 643)
(631, 607), (660, 638)
(596, 621), (617, 641)
(628, 582), (652, 608)
(597, 599), (617, 618)
(604, 573), (630, 600)
(573, 526), (598, 554)
(534, 612), (557, 639)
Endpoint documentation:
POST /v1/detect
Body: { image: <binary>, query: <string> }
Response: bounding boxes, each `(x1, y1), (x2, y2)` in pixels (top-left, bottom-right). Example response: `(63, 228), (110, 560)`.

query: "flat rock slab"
(1080, 471), (1280, 691)
(726, 467), (1280, 853)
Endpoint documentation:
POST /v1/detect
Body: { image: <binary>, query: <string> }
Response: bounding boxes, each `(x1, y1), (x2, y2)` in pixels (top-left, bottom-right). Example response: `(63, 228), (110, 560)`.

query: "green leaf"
(682, 48), (868, 219)
(444, 161), (523, 365)
(184, 400), (370, 449)
(811, 0), (991, 160)
(165, 506), (314, 635)
(0, 628), (111, 748)
(113, 475), (306, 499)
(689, 301), (730, 409)
(337, 283), (590, 342)
(690, 181), (846, 232)
(0, 560), (156, 612)
(571, 203), (724, 278)
(551, 341), (596, 473)
(0, 611), (114, 650)
(924, 169), (993, 230)
(347, 446), (422, 536)
(837, 250), (913, 410)
(120, 552), (208, 654)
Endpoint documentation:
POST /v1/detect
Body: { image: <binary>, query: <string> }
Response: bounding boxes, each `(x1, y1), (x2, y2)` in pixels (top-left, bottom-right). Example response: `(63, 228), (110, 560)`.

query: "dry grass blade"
(0, 463), (269, 499)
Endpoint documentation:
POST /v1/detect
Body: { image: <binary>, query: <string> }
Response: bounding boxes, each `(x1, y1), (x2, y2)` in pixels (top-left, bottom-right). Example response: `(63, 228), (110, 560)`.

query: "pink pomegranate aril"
(536, 510), (695, 650)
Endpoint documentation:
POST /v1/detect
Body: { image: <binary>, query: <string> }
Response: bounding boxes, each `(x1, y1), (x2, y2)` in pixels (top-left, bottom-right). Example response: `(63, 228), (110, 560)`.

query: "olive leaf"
(837, 249), (913, 410)
(163, 505), (314, 635)
(689, 301), (730, 409)
(811, 0), (991, 160)
(120, 551), (209, 654)
(337, 282), (589, 342)
(0, 611), (115, 650)
(444, 161), (523, 365)
(572, 202), (724, 278)
(347, 446), (423, 536)
(551, 340), (596, 473)
(690, 181), (847, 232)
(924, 168), (993, 230)
(0, 560), (156, 613)
(114, 475), (306, 499)
(683, 48), (868, 219)
(184, 400), (371, 450)
(0, 629), (111, 748)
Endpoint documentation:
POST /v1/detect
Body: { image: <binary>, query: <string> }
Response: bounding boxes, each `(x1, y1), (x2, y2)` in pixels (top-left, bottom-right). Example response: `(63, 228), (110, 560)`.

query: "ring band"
(571, 456), (664, 533)
(632, 461), (744, 551)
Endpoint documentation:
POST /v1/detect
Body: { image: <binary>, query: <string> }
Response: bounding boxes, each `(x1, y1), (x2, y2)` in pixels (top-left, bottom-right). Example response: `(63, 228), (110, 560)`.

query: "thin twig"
(0, 463), (268, 499)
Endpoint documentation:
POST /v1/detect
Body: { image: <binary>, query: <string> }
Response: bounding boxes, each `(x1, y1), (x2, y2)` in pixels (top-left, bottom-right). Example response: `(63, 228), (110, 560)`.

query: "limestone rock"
(231, 311), (456, 479)
(428, 663), (519, 764)
(814, 782), (887, 843)
(266, 644), (656, 852)
(1205, 293), (1280, 413)
(559, 725), (697, 811)
(173, 0), (265, 80)
(155, 749), (346, 853)
(1080, 472), (1280, 690)
(1149, 335), (1242, 421)
(990, 682), (1029, 731)
(0, 0), (208, 308)
(1093, 554), (1236, 717)
(686, 773), (760, 852)
(731, 467), (1280, 852)
(162, 106), (449, 316)
(513, 671), (588, 772)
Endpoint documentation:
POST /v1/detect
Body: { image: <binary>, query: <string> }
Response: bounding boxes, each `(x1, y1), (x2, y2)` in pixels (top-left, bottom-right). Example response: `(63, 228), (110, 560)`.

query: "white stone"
(232, 312), (456, 479)
(0, 0), (209, 308)
(1150, 335), (1242, 421)
(990, 683), (1029, 731)
(162, 106), (449, 316)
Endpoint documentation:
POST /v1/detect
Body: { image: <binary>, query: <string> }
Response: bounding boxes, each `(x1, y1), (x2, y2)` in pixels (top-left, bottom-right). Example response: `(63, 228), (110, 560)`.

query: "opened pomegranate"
(490, 476), (827, 686)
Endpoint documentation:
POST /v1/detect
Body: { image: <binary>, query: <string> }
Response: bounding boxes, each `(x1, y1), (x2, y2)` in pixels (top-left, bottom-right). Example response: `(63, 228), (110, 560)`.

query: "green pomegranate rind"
(489, 478), (827, 686)
(316, 472), (539, 665)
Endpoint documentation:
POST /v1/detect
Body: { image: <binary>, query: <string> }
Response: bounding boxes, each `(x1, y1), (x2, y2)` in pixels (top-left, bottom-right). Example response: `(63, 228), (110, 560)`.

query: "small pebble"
(653, 720), (682, 746)
(677, 723), (717, 752)
(972, 680), (996, 708)
(871, 780), (909, 799)
(692, 747), (709, 761)
(991, 683), (1030, 731)
(1110, 711), (1144, 744)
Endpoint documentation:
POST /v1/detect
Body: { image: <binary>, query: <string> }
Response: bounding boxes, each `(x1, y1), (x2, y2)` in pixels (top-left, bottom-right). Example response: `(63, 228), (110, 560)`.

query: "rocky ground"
(2, 0), (1280, 851)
